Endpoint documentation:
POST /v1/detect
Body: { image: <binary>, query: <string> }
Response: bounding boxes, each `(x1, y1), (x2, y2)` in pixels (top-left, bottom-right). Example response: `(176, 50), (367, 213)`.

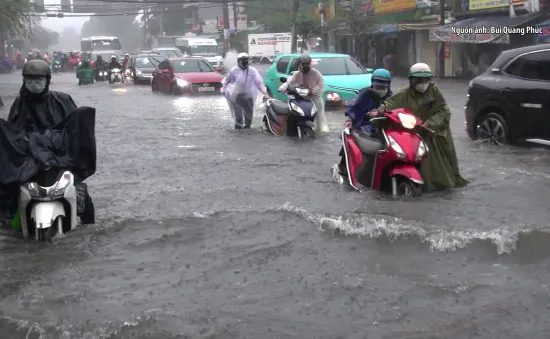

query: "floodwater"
(1, 71), (550, 339)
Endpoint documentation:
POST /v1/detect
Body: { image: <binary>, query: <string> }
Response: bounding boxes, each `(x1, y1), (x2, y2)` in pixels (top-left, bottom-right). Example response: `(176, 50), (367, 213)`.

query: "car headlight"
(387, 135), (405, 159)
(415, 141), (428, 161)
(176, 79), (189, 87)
(136, 70), (142, 75)
(290, 102), (304, 116)
(326, 92), (341, 101)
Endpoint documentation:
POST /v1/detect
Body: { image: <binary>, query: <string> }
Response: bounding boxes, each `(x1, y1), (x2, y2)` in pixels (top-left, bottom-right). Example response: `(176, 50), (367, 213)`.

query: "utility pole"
(438, 0), (445, 77)
(290, 0), (299, 53)
(232, 1), (238, 49)
(222, 0), (231, 52)
(144, 0), (149, 49)
(160, 10), (164, 37)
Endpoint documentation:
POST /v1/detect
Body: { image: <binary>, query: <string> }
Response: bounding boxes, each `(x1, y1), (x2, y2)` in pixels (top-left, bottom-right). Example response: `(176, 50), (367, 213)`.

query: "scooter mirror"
(279, 77), (287, 83)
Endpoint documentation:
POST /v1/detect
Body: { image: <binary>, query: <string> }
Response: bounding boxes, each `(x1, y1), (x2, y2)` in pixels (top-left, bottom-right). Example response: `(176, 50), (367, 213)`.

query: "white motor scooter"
(19, 170), (78, 242)
(110, 68), (122, 84)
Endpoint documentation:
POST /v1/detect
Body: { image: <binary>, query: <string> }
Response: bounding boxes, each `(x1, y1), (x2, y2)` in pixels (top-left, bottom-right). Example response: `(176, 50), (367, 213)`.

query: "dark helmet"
(23, 59), (51, 78)
(298, 54), (312, 65)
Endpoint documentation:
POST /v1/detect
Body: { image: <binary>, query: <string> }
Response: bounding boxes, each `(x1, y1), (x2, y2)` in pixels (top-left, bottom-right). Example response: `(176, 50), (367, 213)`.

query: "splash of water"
(223, 50), (238, 72)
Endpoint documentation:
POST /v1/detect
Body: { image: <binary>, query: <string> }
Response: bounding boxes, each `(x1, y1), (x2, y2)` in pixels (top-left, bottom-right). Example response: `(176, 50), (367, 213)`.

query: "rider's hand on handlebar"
(344, 120), (352, 128)
(423, 122), (430, 128)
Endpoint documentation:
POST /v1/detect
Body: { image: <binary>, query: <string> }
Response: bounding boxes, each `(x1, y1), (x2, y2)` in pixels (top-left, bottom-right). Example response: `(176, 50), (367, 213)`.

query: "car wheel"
(151, 81), (157, 92)
(476, 112), (508, 145)
(170, 83), (178, 95)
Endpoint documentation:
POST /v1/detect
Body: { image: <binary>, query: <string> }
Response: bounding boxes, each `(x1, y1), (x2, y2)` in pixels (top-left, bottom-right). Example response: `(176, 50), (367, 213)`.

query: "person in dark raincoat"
(4, 59), (95, 224)
(336, 68), (393, 175)
(370, 62), (468, 192)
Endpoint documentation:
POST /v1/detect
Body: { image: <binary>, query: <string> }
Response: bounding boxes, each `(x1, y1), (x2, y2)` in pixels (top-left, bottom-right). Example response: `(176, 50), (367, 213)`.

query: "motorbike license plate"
(197, 87), (215, 92)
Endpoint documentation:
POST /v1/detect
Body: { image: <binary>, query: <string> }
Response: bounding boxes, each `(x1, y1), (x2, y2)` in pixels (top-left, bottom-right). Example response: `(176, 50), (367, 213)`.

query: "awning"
(430, 13), (542, 43)
(398, 21), (441, 31)
(537, 18), (550, 37)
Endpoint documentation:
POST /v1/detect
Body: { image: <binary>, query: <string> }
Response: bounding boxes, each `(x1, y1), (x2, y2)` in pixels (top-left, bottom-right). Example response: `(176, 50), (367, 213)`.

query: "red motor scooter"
(332, 108), (432, 196)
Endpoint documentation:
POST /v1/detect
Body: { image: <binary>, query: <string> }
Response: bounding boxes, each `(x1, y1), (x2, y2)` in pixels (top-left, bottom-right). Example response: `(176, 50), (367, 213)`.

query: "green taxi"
(264, 52), (373, 107)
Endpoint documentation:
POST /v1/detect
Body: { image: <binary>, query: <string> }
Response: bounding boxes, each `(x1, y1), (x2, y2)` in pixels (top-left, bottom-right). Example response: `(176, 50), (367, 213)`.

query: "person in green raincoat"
(370, 62), (468, 192)
(76, 59), (95, 85)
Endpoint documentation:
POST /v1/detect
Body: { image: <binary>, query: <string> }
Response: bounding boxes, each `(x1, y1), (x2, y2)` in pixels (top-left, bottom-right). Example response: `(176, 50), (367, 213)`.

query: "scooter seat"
(270, 100), (290, 115)
(352, 130), (382, 155)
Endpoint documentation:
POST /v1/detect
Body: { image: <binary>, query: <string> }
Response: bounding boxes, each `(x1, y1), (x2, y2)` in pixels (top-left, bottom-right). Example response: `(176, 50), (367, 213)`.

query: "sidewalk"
(0, 72), (22, 118)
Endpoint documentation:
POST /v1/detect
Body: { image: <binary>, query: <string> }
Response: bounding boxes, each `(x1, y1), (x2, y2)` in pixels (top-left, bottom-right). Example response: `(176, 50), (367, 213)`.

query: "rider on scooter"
(107, 55), (123, 81)
(370, 62), (468, 192)
(337, 68), (392, 175)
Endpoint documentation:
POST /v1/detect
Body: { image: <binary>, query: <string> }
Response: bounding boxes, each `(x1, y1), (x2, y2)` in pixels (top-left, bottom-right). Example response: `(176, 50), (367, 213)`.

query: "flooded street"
(1, 69), (550, 338)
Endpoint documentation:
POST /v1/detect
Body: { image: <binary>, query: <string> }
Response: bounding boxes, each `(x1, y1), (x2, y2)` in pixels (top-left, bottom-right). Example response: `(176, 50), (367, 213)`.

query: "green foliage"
(249, 0), (321, 39)
(328, 1), (382, 35)
(0, 0), (38, 38)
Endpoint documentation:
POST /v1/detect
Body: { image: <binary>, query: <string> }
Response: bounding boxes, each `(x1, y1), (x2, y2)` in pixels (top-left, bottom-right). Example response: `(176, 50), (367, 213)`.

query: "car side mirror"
(365, 68), (373, 74)
(216, 67), (223, 73)
(162, 68), (170, 74)
(279, 77), (287, 83)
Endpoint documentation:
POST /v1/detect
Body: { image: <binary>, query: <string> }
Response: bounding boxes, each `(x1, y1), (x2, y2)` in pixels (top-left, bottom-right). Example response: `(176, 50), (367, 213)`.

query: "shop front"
(430, 13), (542, 77)
(537, 18), (550, 43)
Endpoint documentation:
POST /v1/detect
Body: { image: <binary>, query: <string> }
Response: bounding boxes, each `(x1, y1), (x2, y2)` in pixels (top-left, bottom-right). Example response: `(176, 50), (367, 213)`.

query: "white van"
(175, 38), (222, 67)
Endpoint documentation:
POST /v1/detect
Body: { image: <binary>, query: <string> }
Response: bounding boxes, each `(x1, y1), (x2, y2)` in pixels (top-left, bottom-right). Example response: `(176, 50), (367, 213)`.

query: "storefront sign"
(373, 0), (416, 14)
(430, 27), (510, 43)
(468, 0), (524, 11)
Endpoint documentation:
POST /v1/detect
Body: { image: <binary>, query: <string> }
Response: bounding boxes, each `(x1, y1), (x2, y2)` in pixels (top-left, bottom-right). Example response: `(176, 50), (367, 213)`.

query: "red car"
(151, 57), (224, 95)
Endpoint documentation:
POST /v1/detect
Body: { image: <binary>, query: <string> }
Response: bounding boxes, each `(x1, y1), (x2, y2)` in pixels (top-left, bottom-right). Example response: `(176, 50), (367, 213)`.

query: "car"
(151, 47), (184, 58)
(264, 53), (373, 108)
(465, 44), (550, 146)
(151, 57), (224, 95)
(127, 53), (164, 84)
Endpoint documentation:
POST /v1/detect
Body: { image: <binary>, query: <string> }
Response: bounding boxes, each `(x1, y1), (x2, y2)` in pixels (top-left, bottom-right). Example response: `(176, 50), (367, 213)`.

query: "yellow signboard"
(468, 0), (524, 10)
(373, 0), (416, 14)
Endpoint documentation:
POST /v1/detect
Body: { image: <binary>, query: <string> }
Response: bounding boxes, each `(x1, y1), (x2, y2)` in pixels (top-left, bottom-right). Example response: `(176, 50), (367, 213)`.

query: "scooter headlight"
(387, 135), (405, 159)
(295, 88), (309, 97)
(290, 102), (304, 116)
(415, 141), (428, 161)
(176, 79), (189, 87)
(53, 172), (71, 196)
(24, 182), (41, 198)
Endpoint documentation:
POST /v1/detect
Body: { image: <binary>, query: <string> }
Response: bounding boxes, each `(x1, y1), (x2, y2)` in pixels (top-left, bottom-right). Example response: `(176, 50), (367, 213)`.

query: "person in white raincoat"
(278, 54), (328, 133)
(221, 53), (269, 129)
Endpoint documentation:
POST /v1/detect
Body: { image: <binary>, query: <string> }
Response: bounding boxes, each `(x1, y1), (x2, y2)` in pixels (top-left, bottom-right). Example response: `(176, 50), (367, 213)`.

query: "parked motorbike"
(332, 108), (432, 196)
(109, 68), (123, 84)
(261, 77), (317, 139)
(19, 168), (78, 242)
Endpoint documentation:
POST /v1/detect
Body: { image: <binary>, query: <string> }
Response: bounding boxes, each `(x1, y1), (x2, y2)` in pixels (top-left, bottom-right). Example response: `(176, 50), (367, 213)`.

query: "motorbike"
(332, 108), (432, 197)
(261, 77), (317, 139)
(19, 168), (78, 242)
(53, 61), (61, 74)
(109, 68), (123, 84)
(95, 67), (108, 82)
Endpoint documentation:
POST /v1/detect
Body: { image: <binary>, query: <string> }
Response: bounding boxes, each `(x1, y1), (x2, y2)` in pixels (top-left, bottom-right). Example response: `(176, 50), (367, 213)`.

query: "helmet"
(111, 55), (116, 61)
(408, 63), (432, 78)
(124, 53), (129, 57)
(371, 68), (391, 86)
(22, 59), (51, 78)
(237, 52), (250, 69)
(298, 54), (312, 65)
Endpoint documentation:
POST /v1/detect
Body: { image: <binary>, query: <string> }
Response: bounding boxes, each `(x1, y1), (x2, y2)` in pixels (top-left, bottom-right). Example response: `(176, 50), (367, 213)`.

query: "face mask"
(415, 83), (429, 93)
(374, 89), (388, 97)
(239, 60), (249, 68)
(24, 80), (46, 94)
(301, 66), (311, 73)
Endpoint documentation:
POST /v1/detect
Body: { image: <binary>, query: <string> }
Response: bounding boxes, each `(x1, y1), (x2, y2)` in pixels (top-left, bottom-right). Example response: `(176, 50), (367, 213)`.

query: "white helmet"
(237, 52), (250, 69)
(110, 55), (116, 60)
(408, 63), (432, 78)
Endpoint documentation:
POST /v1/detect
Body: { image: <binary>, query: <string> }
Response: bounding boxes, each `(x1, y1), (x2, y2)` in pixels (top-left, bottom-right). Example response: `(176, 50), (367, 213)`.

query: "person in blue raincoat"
(336, 68), (392, 175)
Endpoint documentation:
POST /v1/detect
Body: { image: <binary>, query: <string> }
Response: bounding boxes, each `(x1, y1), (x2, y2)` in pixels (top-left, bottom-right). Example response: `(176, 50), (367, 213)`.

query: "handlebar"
(371, 108), (434, 134)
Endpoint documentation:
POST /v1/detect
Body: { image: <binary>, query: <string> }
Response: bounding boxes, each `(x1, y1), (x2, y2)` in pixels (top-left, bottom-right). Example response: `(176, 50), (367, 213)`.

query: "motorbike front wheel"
(300, 126), (315, 139)
(397, 179), (422, 197)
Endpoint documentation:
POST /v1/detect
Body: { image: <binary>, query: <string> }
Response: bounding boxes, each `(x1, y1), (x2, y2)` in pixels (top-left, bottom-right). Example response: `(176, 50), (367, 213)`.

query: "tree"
(28, 27), (59, 51)
(0, 0), (39, 55)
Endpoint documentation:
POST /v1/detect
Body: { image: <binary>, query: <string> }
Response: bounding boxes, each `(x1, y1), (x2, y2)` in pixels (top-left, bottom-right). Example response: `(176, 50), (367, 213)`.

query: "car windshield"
(173, 60), (214, 73)
(156, 49), (182, 58)
(189, 45), (218, 55)
(136, 57), (157, 68)
(311, 57), (366, 75)
(91, 39), (122, 51)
